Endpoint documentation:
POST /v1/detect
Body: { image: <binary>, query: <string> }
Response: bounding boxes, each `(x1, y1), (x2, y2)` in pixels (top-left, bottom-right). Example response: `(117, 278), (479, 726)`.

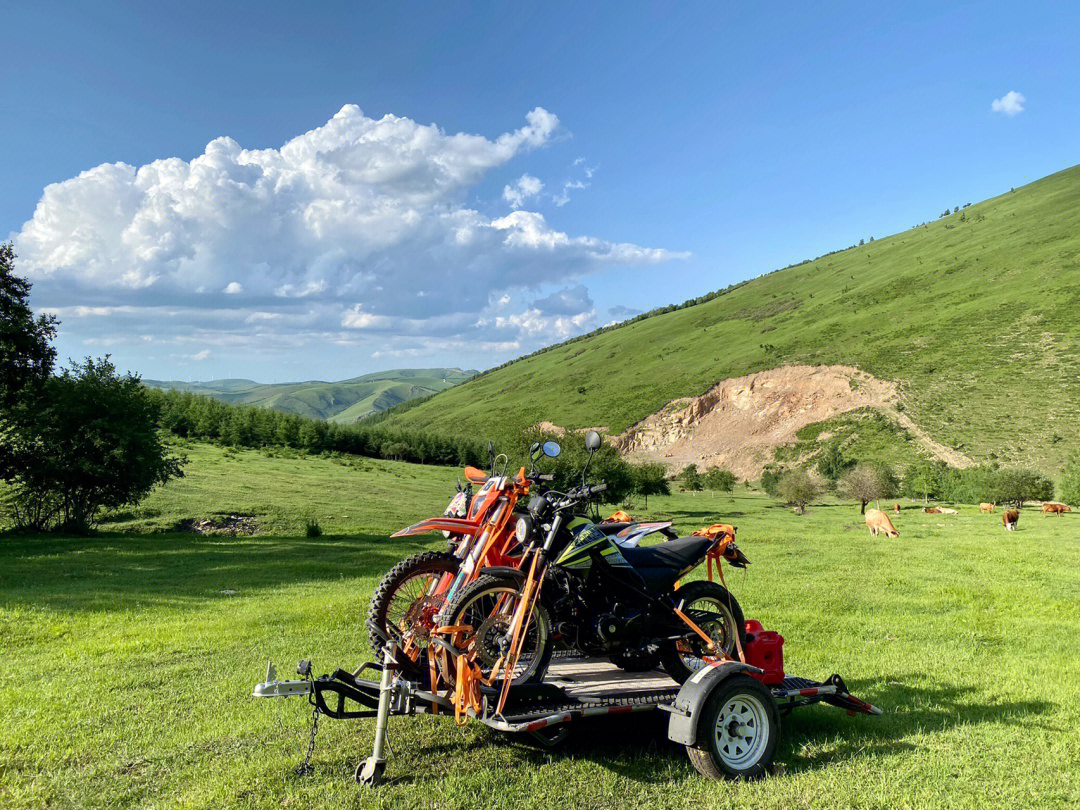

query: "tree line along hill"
(143, 368), (476, 423)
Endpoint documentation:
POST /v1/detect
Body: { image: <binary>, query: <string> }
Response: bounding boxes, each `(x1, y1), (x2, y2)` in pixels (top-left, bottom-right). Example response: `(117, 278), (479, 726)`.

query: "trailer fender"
(666, 661), (763, 746)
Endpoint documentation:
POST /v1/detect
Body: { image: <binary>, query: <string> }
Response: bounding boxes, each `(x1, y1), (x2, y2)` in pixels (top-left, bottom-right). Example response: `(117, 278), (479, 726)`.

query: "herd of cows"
(863, 501), (1073, 537)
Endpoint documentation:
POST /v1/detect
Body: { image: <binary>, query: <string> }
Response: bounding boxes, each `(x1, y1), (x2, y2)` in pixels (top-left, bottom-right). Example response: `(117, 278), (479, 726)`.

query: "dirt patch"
(613, 365), (949, 480)
(179, 514), (259, 536)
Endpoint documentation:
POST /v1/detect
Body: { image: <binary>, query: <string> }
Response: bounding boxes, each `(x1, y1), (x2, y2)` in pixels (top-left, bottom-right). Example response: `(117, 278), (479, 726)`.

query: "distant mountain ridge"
(144, 368), (477, 423)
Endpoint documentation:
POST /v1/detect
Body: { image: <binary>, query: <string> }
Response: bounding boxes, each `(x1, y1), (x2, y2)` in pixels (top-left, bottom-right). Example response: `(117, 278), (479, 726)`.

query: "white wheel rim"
(713, 694), (770, 770)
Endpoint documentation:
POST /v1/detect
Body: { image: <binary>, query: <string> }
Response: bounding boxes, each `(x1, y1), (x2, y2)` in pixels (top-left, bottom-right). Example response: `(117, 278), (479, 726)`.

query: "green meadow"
(2, 443), (1078, 809)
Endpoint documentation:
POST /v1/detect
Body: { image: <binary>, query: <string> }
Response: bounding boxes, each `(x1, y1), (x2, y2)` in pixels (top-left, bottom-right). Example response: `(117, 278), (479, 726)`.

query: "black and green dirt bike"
(443, 431), (749, 686)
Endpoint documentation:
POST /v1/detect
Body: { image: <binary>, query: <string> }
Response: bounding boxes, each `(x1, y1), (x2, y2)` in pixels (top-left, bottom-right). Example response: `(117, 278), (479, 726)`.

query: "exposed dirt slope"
(614, 365), (971, 479)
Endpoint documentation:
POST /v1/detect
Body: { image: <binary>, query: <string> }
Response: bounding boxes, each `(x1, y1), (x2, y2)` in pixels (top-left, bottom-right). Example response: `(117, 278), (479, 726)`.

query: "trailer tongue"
(253, 622), (881, 785)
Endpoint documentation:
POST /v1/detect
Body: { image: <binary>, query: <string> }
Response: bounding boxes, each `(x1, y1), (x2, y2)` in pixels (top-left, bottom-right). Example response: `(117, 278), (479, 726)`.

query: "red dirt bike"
(366, 440), (676, 678)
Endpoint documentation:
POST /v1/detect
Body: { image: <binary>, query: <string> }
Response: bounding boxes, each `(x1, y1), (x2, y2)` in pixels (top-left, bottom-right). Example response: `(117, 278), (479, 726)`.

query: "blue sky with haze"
(4, 1), (1077, 381)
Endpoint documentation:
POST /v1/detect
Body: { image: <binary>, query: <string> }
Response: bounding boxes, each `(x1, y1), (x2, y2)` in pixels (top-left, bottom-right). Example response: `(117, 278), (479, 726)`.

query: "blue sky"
(4, 1), (1078, 381)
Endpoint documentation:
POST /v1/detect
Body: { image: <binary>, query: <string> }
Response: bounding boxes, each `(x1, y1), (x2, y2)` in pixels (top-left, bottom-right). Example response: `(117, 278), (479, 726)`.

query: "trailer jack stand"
(355, 643), (397, 787)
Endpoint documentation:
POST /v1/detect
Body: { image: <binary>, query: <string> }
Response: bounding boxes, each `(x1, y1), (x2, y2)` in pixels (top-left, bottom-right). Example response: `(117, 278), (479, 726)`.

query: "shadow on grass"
(334, 675), (1055, 786)
(0, 531), (432, 613)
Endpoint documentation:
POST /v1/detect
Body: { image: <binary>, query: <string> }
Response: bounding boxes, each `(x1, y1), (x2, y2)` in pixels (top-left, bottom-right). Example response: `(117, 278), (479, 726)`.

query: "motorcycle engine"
(595, 613), (626, 644)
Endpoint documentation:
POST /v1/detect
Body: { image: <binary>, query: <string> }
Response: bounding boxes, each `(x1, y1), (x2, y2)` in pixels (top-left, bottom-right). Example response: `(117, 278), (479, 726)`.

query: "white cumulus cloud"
(503, 174), (544, 208)
(13, 105), (683, 371)
(991, 91), (1025, 116)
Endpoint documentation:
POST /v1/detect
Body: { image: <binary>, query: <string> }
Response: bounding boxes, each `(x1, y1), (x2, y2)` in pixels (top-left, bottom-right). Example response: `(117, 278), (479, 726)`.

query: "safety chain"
(296, 701), (319, 776)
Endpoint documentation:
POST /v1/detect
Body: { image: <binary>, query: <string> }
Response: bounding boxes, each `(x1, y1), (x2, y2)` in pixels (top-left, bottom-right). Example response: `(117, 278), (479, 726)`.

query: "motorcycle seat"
(620, 535), (713, 572)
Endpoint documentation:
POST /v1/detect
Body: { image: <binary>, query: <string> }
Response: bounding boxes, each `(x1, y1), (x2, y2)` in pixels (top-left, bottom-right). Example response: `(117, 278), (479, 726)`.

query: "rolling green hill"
(380, 165), (1080, 472)
(144, 368), (476, 423)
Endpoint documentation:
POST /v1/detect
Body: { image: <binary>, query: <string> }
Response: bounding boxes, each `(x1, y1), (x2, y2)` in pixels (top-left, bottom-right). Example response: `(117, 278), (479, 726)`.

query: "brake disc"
(474, 614), (512, 668)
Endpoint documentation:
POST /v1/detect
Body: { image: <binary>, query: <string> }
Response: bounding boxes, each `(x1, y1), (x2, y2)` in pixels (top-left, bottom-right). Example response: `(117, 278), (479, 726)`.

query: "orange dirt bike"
(366, 440), (677, 678)
(437, 431), (750, 711)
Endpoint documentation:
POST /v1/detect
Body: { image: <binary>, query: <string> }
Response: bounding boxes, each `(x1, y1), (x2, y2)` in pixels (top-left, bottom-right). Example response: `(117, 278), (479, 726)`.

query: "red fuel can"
(742, 620), (785, 685)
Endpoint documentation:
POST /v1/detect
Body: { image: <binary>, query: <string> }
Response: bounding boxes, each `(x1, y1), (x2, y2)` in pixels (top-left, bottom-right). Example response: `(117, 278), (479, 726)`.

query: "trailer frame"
(253, 627), (881, 786)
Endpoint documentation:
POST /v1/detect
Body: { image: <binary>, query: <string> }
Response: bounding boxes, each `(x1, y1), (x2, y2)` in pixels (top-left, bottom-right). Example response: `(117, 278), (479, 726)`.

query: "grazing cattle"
(1003, 509), (1019, 531)
(865, 508), (900, 538)
(979, 503), (995, 513)
(1041, 502), (1072, 516)
(939, 507), (958, 514)
(924, 507), (941, 514)
(893, 503), (901, 513)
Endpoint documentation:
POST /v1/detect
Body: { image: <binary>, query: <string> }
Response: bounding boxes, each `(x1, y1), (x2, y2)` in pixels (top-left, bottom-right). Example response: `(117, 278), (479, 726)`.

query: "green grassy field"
(145, 368), (476, 423)
(380, 165), (1080, 472)
(2, 444), (1079, 809)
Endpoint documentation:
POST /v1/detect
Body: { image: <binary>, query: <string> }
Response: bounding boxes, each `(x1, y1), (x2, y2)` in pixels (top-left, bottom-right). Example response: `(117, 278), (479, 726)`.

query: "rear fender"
(666, 660), (764, 746)
(391, 517), (482, 538)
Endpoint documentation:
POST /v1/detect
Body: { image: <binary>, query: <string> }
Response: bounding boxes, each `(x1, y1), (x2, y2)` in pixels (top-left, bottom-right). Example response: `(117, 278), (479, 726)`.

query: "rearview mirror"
(585, 430), (602, 452)
(542, 440), (561, 458)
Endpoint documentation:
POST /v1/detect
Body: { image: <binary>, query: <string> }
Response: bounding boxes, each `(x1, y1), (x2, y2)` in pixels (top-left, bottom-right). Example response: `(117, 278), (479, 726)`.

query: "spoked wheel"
(659, 580), (746, 684)
(687, 674), (779, 780)
(366, 551), (459, 675)
(443, 575), (553, 687)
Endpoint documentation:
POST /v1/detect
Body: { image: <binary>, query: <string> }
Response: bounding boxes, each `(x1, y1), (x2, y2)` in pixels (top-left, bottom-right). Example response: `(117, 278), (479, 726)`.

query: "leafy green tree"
(677, 463), (704, 492)
(902, 461), (946, 503)
(777, 469), (820, 514)
(759, 465), (784, 497)
(1060, 453), (1080, 506)
(993, 468), (1053, 509)
(816, 444), (848, 484)
(0, 243), (57, 411)
(703, 466), (737, 495)
(3, 358), (185, 532)
(633, 462), (670, 507)
(838, 462), (897, 513)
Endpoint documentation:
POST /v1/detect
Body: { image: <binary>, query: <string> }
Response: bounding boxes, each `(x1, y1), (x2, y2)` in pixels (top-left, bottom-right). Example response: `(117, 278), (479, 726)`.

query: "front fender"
(666, 660), (763, 746)
(391, 517), (483, 538)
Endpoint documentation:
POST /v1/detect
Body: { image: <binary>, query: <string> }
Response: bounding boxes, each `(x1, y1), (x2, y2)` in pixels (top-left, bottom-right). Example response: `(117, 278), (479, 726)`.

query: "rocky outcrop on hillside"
(613, 365), (901, 480)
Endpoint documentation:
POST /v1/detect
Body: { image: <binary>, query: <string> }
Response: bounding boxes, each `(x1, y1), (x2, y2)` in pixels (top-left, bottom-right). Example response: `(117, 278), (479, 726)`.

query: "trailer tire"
(367, 550), (459, 675)
(686, 674), (779, 781)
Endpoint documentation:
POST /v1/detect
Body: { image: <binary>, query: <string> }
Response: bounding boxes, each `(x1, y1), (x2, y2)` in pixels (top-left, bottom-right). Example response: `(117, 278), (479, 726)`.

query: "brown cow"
(865, 508), (900, 538)
(924, 507), (941, 514)
(1041, 502), (1072, 516)
(979, 503), (995, 513)
(893, 503), (901, 513)
(1003, 509), (1019, 531)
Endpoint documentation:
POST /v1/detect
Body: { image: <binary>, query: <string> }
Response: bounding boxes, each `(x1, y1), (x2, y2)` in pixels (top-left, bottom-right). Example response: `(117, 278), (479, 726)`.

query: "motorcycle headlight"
(515, 515), (533, 543)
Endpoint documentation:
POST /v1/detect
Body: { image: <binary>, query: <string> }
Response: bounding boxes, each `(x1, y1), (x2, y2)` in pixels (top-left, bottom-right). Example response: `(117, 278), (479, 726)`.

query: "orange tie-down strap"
(688, 523), (745, 663)
(693, 524), (736, 583)
(430, 624), (500, 726)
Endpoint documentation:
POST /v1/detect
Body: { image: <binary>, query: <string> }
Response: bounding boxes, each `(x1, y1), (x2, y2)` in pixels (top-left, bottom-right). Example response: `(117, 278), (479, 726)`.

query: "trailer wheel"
(686, 674), (779, 781)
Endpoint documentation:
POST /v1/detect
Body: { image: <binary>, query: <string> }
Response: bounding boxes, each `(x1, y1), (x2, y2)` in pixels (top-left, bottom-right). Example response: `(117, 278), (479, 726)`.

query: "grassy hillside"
(145, 367), (476, 423)
(382, 166), (1080, 471)
(3, 443), (1078, 808)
